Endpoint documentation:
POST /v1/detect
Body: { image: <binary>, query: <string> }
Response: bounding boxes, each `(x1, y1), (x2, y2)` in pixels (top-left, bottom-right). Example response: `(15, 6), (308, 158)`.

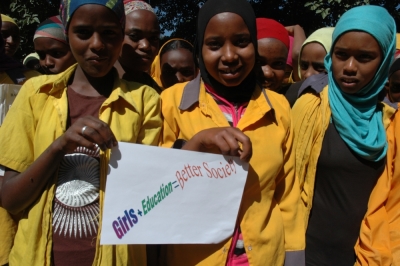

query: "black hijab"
(196, 0), (257, 103)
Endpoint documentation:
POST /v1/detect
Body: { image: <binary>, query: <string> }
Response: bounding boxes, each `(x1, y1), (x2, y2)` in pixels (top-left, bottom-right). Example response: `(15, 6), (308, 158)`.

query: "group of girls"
(0, 0), (399, 265)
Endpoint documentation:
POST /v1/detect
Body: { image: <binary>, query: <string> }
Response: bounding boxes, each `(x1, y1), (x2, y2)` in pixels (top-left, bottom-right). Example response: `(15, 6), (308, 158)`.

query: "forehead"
(34, 37), (68, 50)
(69, 4), (121, 27)
(161, 48), (194, 64)
(334, 31), (379, 50)
(1, 21), (19, 32)
(204, 12), (249, 36)
(301, 42), (326, 61)
(258, 38), (288, 56)
(125, 10), (159, 31)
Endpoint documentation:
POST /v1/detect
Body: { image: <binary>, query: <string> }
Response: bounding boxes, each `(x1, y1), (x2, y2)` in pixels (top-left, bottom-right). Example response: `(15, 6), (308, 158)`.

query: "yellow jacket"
(0, 68), (40, 265)
(355, 105), (400, 266)
(0, 64), (162, 265)
(159, 76), (305, 265)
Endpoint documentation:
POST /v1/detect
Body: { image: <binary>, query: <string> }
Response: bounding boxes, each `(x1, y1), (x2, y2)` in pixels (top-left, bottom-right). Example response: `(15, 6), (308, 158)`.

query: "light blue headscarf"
(325, 5), (396, 162)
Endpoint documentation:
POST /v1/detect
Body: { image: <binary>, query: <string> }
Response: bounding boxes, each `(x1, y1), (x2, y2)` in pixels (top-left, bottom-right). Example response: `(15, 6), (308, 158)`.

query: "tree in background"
(1, 0), (399, 61)
(0, 0), (59, 61)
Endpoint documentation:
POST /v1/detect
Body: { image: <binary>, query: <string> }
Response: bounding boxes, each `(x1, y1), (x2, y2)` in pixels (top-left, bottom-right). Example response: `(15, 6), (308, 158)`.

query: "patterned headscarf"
(124, 0), (155, 15)
(34, 16), (67, 44)
(59, 0), (125, 30)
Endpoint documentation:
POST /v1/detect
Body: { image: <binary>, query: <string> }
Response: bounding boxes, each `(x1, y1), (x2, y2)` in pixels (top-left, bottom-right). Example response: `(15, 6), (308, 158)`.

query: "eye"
(300, 61), (308, 70)
(52, 51), (67, 58)
(358, 53), (374, 62)
(334, 51), (347, 59)
(206, 40), (221, 50)
(149, 35), (160, 43)
(181, 69), (194, 76)
(271, 61), (286, 70)
(236, 37), (250, 47)
(75, 29), (92, 39)
(313, 63), (326, 72)
(36, 52), (45, 60)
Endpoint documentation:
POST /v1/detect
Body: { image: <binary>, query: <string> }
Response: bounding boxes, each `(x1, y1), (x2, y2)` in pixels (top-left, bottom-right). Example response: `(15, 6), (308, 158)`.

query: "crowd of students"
(0, 0), (399, 265)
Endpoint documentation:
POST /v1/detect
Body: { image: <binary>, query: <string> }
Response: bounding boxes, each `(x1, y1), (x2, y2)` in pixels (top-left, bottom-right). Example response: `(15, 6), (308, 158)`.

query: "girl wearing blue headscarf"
(0, 0), (161, 265)
(292, 5), (396, 265)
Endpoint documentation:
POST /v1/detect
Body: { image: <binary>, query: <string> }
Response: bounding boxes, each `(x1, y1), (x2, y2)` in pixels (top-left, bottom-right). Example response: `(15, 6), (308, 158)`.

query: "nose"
(5, 35), (13, 44)
(138, 38), (151, 51)
(221, 44), (238, 64)
(44, 55), (54, 68)
(303, 66), (319, 80)
(343, 57), (357, 75)
(175, 72), (184, 83)
(262, 65), (274, 79)
(89, 33), (104, 51)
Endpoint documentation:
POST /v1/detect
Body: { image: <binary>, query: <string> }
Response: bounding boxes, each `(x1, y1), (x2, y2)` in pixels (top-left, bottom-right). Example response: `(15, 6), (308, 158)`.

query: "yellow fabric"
(150, 38), (193, 90)
(159, 79), (304, 265)
(396, 33), (400, 50)
(292, 86), (396, 230)
(1, 14), (17, 26)
(297, 27), (335, 79)
(0, 64), (162, 265)
(0, 68), (40, 265)
(355, 107), (400, 266)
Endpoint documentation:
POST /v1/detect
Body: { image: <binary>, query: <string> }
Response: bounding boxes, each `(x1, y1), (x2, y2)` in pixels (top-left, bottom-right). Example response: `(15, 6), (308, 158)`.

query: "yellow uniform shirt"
(0, 67), (40, 265)
(0, 64), (162, 266)
(292, 86), (395, 230)
(160, 76), (305, 265)
(355, 105), (400, 266)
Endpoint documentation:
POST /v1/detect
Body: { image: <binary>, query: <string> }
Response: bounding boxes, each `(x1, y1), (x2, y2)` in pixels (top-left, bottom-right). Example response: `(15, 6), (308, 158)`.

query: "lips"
(340, 77), (359, 86)
(219, 66), (242, 75)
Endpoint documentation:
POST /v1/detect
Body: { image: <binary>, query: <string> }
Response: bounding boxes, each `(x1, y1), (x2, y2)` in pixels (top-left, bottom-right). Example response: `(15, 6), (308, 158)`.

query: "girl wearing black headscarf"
(159, 0), (304, 265)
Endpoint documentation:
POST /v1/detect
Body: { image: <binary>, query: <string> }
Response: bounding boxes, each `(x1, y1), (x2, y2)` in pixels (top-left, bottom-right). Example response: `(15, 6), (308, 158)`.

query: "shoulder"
(120, 79), (161, 105)
(160, 81), (189, 106)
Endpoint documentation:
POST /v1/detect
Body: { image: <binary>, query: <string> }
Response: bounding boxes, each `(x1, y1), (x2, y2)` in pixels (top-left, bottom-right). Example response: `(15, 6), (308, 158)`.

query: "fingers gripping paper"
(100, 142), (248, 244)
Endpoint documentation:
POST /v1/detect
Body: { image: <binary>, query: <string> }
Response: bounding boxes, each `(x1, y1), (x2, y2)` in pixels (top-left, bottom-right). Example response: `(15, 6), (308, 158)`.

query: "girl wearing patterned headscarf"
(34, 15), (76, 74)
(292, 5), (396, 265)
(115, 0), (162, 93)
(159, 0), (304, 264)
(0, 0), (161, 265)
(298, 27), (334, 80)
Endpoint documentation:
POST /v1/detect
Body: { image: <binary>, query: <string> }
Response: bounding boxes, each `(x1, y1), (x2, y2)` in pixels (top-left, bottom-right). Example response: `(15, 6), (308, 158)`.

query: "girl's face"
(389, 70), (400, 102)
(202, 12), (255, 87)
(120, 10), (160, 73)
(160, 48), (196, 89)
(299, 42), (327, 80)
(67, 4), (124, 78)
(257, 38), (288, 91)
(34, 38), (76, 75)
(1, 21), (20, 57)
(332, 31), (382, 94)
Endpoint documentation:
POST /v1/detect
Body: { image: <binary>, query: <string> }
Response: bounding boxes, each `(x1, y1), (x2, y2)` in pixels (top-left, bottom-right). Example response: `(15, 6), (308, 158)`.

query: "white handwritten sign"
(100, 142), (248, 245)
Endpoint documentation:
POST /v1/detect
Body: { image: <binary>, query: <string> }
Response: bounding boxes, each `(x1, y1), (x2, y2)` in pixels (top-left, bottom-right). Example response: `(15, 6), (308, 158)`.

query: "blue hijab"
(325, 5), (396, 162)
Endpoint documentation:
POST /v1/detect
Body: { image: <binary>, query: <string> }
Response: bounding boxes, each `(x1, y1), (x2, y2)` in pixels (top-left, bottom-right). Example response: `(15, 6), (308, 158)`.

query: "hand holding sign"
(183, 127), (252, 162)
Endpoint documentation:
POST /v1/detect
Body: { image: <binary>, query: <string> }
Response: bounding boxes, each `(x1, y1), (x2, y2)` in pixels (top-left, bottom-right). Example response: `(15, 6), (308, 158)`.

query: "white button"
(248, 245), (252, 251)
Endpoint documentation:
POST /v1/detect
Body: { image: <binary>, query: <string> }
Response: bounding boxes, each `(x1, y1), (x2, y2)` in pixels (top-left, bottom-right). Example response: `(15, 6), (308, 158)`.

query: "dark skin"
(0, 5), (122, 215)
(183, 127), (252, 162)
